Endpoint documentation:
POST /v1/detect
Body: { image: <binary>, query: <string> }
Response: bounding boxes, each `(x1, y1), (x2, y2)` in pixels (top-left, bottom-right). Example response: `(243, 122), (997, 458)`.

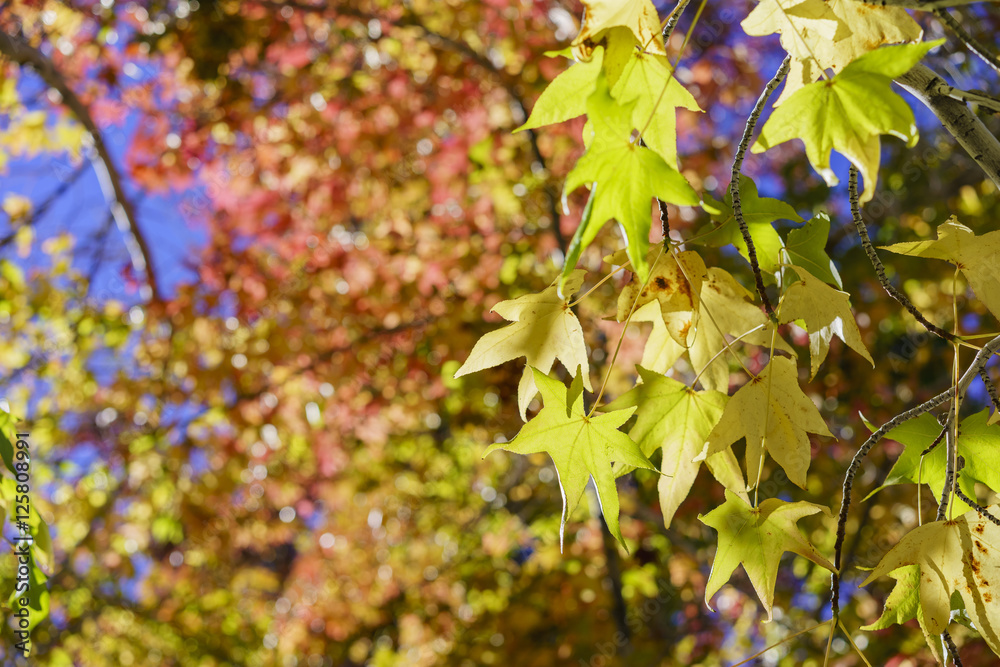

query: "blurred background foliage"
(0, 0), (999, 665)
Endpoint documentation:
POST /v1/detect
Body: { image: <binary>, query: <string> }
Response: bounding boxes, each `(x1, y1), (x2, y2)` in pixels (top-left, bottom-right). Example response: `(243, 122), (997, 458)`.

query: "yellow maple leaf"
(778, 265), (874, 378)
(881, 216), (1000, 324)
(863, 507), (1000, 660)
(615, 249), (706, 346)
(700, 356), (832, 488)
(573, 0), (667, 60)
(767, 0), (923, 105)
(686, 267), (794, 392)
(741, 0), (846, 66)
(700, 491), (834, 620)
(455, 270), (592, 420)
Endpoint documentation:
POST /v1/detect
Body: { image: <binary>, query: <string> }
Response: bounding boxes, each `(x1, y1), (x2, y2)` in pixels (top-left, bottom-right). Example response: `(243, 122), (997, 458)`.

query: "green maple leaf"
(605, 367), (747, 527)
(564, 75), (698, 281)
(486, 368), (655, 549)
(863, 409), (1000, 513)
(455, 270), (591, 420)
(782, 213), (841, 288)
(573, 0), (667, 59)
(517, 47), (604, 132)
(778, 265), (873, 378)
(754, 40), (943, 203)
(700, 356), (831, 488)
(861, 564), (949, 663)
(612, 48), (701, 167)
(695, 175), (803, 277)
(881, 216), (1000, 324)
(700, 490), (835, 620)
(863, 508), (1000, 659)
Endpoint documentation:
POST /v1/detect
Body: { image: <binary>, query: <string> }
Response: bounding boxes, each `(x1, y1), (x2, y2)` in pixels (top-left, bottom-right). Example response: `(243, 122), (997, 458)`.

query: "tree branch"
(934, 8), (1000, 75)
(896, 64), (1000, 191)
(731, 55), (791, 319)
(831, 334), (1000, 616)
(848, 166), (957, 341)
(0, 31), (161, 302)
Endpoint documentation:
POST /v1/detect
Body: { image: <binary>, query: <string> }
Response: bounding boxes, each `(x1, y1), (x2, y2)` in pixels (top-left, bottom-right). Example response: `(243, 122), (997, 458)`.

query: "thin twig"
(953, 476), (1000, 526)
(934, 8), (1000, 75)
(937, 428), (959, 520)
(831, 334), (1000, 616)
(730, 55), (791, 319)
(920, 418), (949, 456)
(943, 629), (965, 667)
(848, 166), (957, 341)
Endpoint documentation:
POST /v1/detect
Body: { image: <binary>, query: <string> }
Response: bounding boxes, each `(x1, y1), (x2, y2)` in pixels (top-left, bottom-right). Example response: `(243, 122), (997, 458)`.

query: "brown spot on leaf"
(654, 276), (670, 290)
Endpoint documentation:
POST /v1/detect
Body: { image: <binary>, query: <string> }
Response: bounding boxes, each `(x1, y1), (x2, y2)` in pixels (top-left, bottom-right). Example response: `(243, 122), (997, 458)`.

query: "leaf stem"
(837, 619), (874, 667)
(670, 246), (753, 377)
(754, 311), (781, 505)
(637, 0), (707, 140)
(587, 248), (665, 417)
(733, 619), (831, 667)
(691, 324), (765, 388)
(568, 261), (632, 308)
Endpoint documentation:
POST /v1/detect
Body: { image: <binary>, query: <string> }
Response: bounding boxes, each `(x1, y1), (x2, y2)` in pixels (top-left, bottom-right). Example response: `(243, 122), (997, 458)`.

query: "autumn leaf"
(778, 265), (873, 378)
(754, 41), (942, 202)
(486, 368), (656, 549)
(517, 47), (604, 132)
(573, 0), (666, 60)
(565, 75), (698, 280)
(881, 216), (1000, 323)
(700, 490), (835, 620)
(700, 356), (832, 488)
(812, 0), (922, 73)
(518, 43), (700, 169)
(612, 48), (702, 167)
(606, 366), (747, 527)
(695, 176), (803, 277)
(2, 193), (32, 223)
(741, 0), (846, 68)
(632, 301), (685, 375)
(861, 565), (947, 663)
(771, 0), (922, 104)
(613, 250), (792, 391)
(782, 213), (841, 288)
(862, 507), (1000, 659)
(615, 248), (706, 346)
(863, 409), (1000, 514)
(685, 267), (794, 392)
(455, 270), (592, 420)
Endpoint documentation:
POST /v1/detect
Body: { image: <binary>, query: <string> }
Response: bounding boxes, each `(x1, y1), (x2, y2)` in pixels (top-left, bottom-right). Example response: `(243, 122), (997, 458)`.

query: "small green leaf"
(754, 40), (943, 202)
(485, 368), (655, 549)
(693, 176), (802, 277)
(783, 213), (842, 288)
(564, 74), (697, 281)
